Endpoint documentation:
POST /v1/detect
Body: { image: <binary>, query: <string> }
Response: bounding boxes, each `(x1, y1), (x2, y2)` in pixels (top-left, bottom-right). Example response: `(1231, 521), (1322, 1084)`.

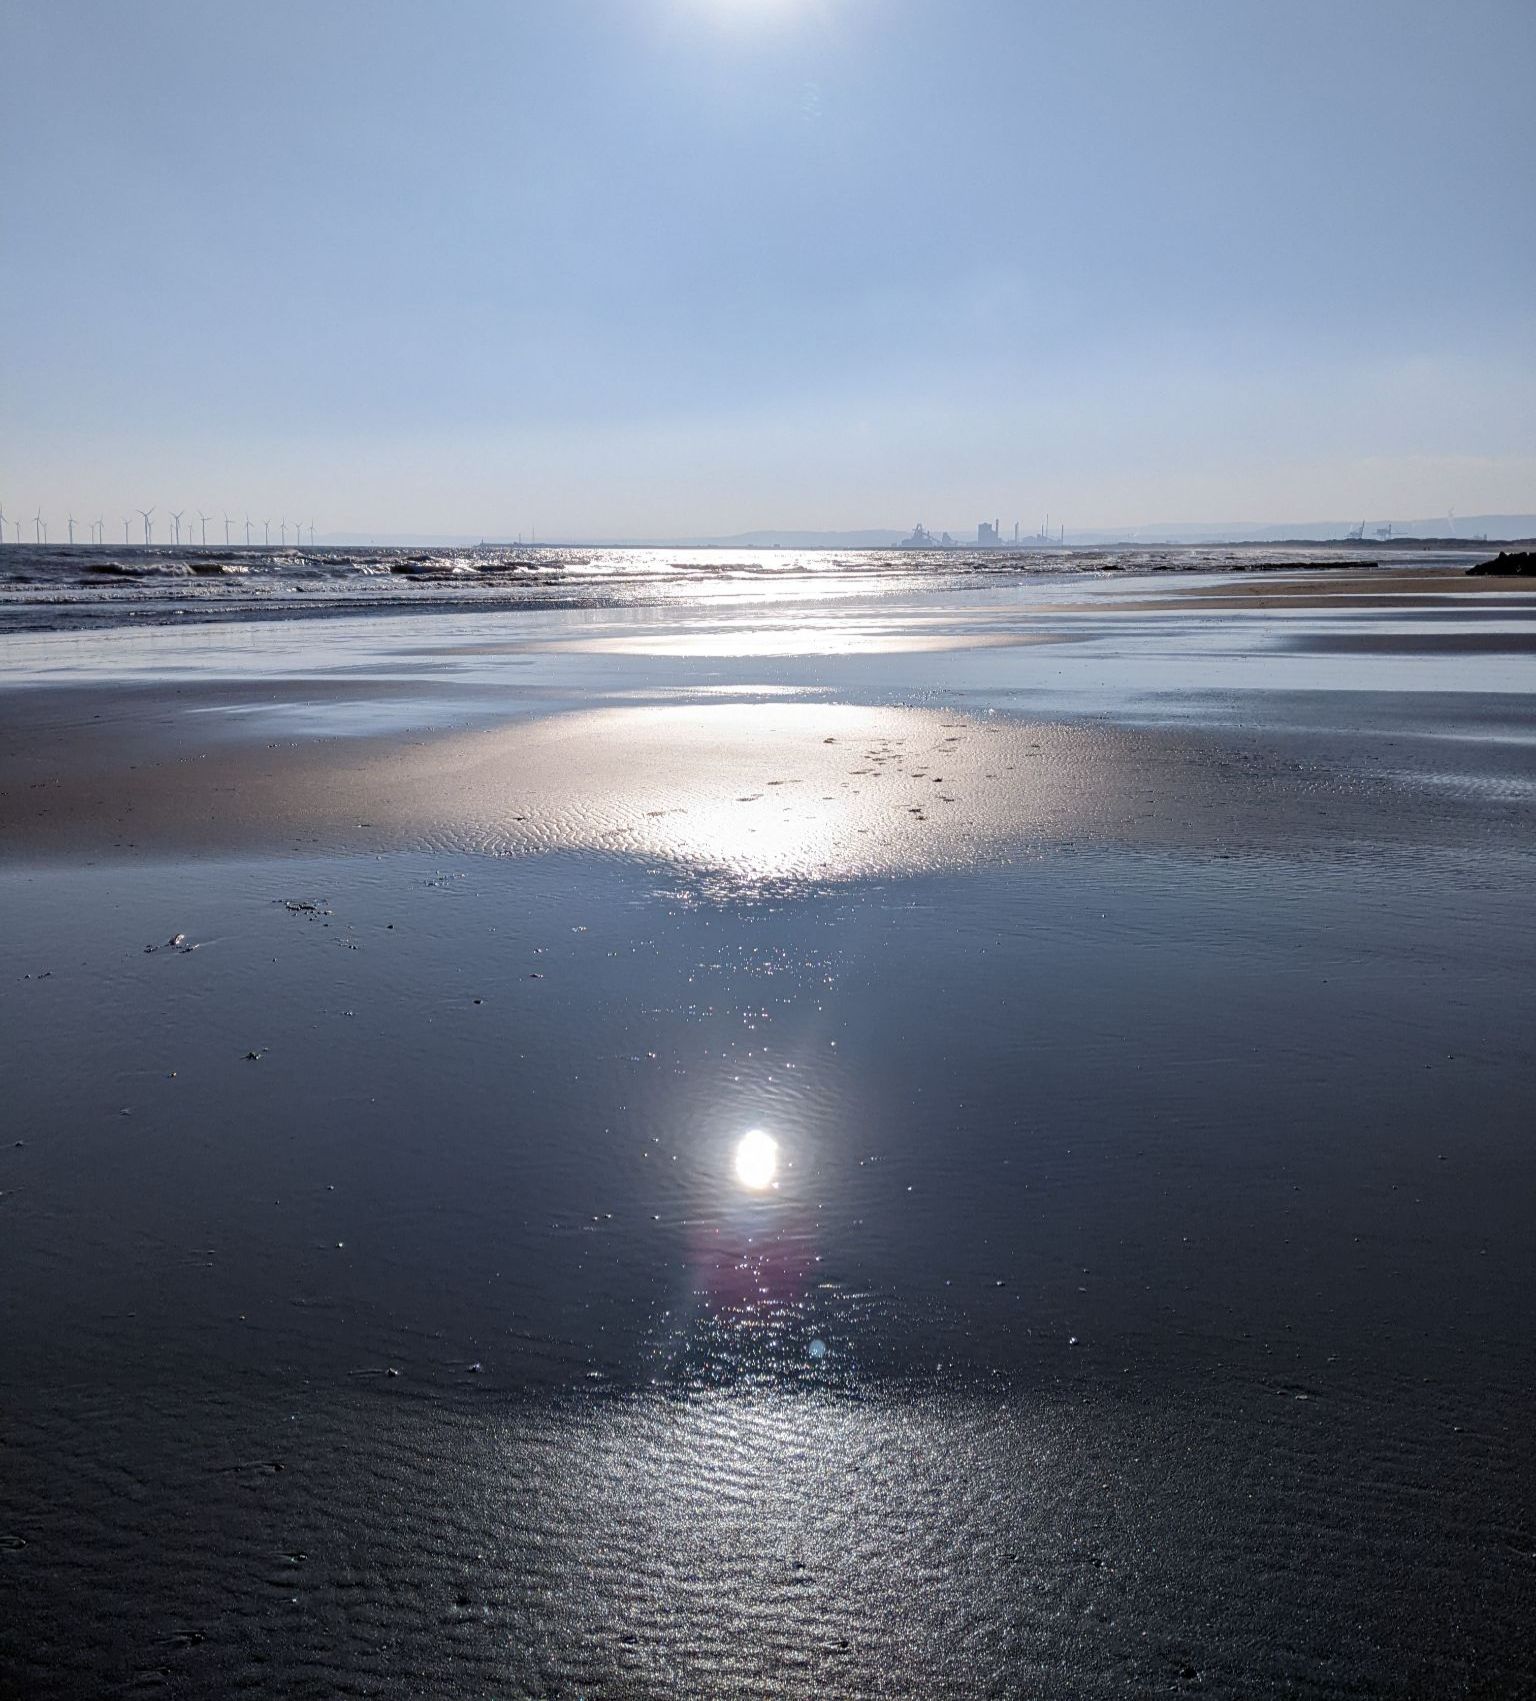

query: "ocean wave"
(0, 541), (1397, 633)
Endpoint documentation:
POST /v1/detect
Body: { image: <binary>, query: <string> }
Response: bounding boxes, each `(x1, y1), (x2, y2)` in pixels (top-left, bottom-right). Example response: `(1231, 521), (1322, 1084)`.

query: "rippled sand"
(0, 696), (1433, 877)
(2, 567), (1534, 1697)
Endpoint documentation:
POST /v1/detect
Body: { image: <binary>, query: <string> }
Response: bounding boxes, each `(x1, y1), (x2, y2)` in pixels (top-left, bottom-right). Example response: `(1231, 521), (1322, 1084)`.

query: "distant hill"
(317, 515), (1536, 549)
(699, 529), (911, 549)
(685, 516), (1536, 548)
(314, 528), (912, 549)
(1062, 515), (1536, 545)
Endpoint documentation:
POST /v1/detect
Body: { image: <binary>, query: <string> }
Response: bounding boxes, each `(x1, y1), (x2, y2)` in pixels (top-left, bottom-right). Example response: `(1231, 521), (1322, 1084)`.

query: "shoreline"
(0, 550), (1518, 636)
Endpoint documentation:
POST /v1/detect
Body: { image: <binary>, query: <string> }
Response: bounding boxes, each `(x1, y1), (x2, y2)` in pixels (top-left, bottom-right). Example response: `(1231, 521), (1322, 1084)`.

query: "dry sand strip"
(0, 688), (1517, 878)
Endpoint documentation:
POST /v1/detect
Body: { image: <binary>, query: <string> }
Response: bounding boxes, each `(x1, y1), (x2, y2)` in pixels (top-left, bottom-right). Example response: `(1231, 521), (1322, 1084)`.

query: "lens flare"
(733, 1128), (779, 1191)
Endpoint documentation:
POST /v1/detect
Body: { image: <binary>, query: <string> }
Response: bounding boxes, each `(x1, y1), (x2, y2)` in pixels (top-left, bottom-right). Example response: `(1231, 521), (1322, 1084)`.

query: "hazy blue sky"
(3, 0), (1533, 538)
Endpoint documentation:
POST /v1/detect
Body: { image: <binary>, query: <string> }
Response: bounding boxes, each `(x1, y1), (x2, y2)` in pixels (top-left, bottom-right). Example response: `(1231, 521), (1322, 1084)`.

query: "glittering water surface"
(0, 539), (1476, 633)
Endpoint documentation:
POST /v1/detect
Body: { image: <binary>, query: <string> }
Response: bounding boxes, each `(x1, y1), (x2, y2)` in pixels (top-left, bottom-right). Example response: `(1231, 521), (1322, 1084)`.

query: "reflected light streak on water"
(489, 1384), (1113, 1697)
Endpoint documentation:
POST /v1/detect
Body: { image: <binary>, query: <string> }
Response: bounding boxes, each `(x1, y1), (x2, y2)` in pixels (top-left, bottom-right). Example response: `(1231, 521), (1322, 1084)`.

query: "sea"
(0, 540), (1447, 633)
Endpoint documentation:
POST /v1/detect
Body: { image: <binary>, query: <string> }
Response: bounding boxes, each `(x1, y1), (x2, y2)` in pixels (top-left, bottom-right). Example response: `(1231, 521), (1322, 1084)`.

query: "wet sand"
(1109, 566), (1536, 610)
(3, 689), (1527, 873)
(2, 567), (1534, 1698)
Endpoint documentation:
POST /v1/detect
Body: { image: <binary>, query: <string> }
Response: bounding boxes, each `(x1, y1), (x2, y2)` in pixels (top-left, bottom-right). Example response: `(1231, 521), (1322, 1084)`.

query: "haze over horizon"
(3, 0), (1533, 537)
(308, 510), (1536, 548)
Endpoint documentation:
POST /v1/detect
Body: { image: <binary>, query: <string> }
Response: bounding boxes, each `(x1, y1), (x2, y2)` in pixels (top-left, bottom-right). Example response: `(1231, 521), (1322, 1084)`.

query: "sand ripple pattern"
(4, 698), (1520, 881)
(5, 1371), (1534, 1699)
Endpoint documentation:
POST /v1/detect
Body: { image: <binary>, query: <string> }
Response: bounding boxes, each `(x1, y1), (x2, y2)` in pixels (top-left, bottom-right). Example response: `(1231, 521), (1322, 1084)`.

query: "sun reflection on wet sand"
(505, 1386), (1071, 1694)
(536, 618), (1041, 657)
(4, 683), (1464, 882)
(411, 701), (1122, 885)
(733, 1128), (779, 1190)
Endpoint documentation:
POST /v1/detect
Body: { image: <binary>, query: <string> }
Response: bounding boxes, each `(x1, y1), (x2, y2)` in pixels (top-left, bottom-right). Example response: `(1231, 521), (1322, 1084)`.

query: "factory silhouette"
(899, 516), (1067, 549)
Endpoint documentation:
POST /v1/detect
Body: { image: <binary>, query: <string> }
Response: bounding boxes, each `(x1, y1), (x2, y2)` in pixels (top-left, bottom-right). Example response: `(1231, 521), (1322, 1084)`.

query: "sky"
(2, 0), (1533, 540)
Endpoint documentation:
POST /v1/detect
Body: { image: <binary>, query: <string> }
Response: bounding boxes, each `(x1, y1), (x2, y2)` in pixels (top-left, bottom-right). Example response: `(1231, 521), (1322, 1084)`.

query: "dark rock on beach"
(1467, 550), (1536, 577)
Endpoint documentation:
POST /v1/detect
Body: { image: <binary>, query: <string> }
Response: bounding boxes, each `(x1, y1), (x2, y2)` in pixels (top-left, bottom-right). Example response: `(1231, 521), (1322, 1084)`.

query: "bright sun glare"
(733, 1129), (779, 1191)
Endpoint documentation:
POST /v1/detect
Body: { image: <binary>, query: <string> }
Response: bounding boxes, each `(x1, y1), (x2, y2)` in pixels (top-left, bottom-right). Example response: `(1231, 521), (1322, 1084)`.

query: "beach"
(2, 560), (1534, 1698)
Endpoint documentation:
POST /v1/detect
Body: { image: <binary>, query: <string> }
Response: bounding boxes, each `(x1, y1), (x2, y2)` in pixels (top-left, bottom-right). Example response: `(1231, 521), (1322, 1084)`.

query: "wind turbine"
(34, 512), (44, 544)
(94, 516), (105, 544)
(244, 515), (253, 547)
(139, 508), (155, 547)
(0, 503), (6, 543)
(170, 510), (184, 546)
(197, 511), (210, 546)
(123, 517), (132, 545)
(262, 519), (270, 547)
(279, 517), (288, 547)
(223, 514), (233, 546)
(67, 515), (77, 545)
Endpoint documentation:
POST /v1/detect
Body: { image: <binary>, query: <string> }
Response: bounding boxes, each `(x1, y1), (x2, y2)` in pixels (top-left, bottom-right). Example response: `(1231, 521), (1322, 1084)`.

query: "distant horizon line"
(3, 513), (1534, 549)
